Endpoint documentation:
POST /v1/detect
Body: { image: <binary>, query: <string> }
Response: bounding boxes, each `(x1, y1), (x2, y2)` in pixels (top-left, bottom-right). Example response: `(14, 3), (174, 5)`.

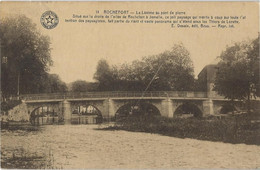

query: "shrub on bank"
(105, 112), (260, 145)
(1, 100), (22, 112)
(1, 122), (41, 131)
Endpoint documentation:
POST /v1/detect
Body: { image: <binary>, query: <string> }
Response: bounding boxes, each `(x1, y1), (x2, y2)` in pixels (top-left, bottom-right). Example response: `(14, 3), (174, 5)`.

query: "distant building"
(197, 58), (220, 97)
(197, 65), (217, 92)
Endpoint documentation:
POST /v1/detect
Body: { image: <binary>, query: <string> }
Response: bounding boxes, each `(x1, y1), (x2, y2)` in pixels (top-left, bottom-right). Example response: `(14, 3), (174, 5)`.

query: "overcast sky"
(1, 2), (259, 83)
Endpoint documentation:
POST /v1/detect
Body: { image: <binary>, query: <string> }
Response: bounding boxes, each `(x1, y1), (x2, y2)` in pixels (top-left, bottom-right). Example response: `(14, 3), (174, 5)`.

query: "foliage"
(1, 100), (22, 112)
(0, 15), (68, 96)
(195, 71), (208, 92)
(42, 74), (67, 93)
(214, 36), (259, 110)
(104, 112), (260, 145)
(0, 122), (40, 131)
(0, 15), (53, 96)
(93, 59), (114, 91)
(248, 36), (260, 97)
(94, 43), (195, 91)
(70, 80), (98, 92)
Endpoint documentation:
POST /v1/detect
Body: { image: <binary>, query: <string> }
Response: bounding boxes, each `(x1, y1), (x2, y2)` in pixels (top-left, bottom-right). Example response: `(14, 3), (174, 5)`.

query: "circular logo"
(40, 11), (59, 29)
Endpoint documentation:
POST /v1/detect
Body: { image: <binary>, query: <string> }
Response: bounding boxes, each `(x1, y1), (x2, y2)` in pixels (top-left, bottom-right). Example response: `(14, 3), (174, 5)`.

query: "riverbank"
(103, 112), (260, 145)
(1, 121), (41, 131)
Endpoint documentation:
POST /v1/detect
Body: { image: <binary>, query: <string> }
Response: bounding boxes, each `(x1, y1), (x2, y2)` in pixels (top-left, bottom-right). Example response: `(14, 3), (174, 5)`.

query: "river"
(1, 124), (260, 169)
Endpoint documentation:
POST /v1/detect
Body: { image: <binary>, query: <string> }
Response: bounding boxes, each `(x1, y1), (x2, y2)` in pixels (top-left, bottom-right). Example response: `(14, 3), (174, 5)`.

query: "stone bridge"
(19, 91), (252, 123)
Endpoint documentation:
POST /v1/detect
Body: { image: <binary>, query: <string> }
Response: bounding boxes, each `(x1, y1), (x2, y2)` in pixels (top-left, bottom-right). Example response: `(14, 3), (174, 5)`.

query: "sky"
(1, 2), (259, 83)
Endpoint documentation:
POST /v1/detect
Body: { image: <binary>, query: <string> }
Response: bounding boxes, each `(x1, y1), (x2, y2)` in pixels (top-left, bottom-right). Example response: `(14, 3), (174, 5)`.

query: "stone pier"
(161, 99), (174, 117)
(61, 100), (71, 124)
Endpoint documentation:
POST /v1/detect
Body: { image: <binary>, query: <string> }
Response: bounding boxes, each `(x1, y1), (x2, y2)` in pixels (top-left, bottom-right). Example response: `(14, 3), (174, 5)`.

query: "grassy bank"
(1, 145), (59, 169)
(1, 122), (41, 131)
(1, 152), (49, 169)
(103, 112), (260, 145)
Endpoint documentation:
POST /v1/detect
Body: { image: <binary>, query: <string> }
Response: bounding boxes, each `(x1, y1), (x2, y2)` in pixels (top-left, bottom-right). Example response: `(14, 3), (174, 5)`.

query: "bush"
(1, 100), (22, 112)
(105, 112), (260, 145)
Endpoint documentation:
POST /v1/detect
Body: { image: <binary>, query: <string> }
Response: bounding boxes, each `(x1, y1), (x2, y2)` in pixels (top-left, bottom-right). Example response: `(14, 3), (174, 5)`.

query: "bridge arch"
(219, 103), (237, 114)
(115, 101), (161, 118)
(212, 100), (242, 114)
(31, 106), (54, 115)
(27, 103), (61, 115)
(29, 104), (61, 124)
(70, 101), (104, 118)
(174, 102), (203, 118)
(72, 104), (102, 116)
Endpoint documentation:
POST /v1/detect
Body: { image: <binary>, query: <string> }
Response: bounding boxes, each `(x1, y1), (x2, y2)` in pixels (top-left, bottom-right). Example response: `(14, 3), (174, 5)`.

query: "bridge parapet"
(19, 91), (220, 101)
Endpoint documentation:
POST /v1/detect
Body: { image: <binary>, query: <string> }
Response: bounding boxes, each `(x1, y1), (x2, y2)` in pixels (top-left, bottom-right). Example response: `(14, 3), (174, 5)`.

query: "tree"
(153, 44), (195, 91)
(93, 59), (114, 91)
(214, 36), (259, 112)
(1, 15), (52, 96)
(43, 74), (68, 93)
(248, 36), (260, 97)
(70, 80), (97, 92)
(93, 44), (195, 92)
(110, 43), (195, 91)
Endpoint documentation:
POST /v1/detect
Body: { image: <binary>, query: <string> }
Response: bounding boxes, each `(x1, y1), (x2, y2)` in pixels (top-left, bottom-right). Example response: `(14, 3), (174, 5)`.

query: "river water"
(1, 124), (260, 169)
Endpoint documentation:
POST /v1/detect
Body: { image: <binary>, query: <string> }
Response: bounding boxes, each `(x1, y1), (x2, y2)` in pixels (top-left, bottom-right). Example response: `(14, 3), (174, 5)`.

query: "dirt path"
(1, 124), (260, 169)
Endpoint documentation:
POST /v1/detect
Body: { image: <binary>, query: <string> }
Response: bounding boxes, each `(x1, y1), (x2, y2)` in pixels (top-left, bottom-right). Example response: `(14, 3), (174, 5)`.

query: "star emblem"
(45, 15), (54, 24)
(41, 11), (59, 29)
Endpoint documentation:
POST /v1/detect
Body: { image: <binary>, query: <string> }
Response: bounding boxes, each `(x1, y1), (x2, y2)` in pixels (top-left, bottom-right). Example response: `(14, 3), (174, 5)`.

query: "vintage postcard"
(0, 1), (259, 169)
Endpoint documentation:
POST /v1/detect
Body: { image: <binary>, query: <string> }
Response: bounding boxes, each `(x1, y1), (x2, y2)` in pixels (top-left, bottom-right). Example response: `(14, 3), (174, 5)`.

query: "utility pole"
(17, 71), (20, 96)
(17, 55), (23, 98)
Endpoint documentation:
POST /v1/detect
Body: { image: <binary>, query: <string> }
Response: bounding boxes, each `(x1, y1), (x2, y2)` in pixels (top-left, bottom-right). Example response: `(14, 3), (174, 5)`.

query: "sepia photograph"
(0, 1), (259, 169)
